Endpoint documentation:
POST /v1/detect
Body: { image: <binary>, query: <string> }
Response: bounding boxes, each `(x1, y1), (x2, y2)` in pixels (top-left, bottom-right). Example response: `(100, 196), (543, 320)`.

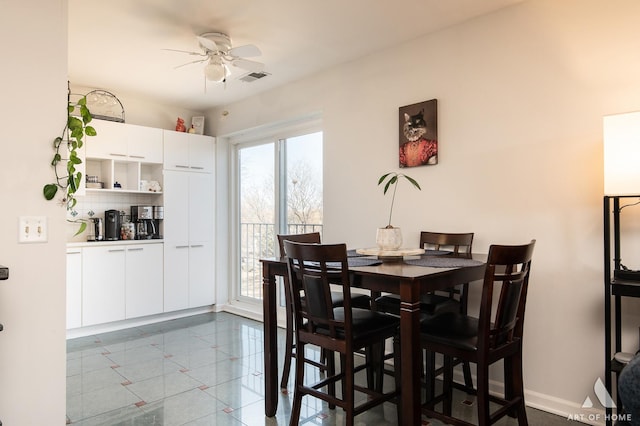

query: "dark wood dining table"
(260, 252), (486, 425)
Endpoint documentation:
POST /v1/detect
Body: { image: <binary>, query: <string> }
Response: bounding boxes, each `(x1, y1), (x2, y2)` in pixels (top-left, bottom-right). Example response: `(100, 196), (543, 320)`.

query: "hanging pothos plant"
(43, 86), (96, 235)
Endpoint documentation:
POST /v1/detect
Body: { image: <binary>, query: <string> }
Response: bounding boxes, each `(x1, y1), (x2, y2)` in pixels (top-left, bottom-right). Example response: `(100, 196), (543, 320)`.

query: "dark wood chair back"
(284, 241), (353, 343)
(420, 231), (473, 255)
(277, 232), (321, 257)
(480, 240), (535, 352)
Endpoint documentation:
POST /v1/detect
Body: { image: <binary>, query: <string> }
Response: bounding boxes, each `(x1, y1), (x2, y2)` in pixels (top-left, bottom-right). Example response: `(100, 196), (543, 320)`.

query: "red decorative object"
(175, 117), (186, 132)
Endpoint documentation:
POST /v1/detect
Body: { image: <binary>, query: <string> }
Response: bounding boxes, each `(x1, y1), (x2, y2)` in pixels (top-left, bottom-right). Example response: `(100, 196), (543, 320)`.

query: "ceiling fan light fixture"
(204, 58), (227, 82)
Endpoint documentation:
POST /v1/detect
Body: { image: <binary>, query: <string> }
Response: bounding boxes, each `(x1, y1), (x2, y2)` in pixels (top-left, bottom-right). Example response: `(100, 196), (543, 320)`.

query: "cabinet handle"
(67, 250), (81, 255)
(175, 245), (189, 249)
(175, 165), (189, 169)
(190, 166), (204, 170)
(110, 153), (127, 157)
(190, 244), (204, 248)
(108, 249), (125, 252)
(128, 248), (144, 252)
(129, 155), (145, 159)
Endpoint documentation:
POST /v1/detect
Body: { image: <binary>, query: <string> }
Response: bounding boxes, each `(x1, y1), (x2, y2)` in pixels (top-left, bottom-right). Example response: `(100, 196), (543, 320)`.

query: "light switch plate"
(18, 216), (48, 243)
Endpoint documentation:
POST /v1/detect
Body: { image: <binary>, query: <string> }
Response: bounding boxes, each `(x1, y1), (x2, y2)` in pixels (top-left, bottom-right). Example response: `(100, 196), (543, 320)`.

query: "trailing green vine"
(43, 85), (96, 235)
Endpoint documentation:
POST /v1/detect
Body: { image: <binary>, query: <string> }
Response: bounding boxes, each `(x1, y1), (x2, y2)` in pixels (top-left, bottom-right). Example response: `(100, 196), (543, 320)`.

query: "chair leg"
(365, 342), (385, 392)
(344, 352), (356, 426)
(282, 280), (295, 391)
(280, 327), (294, 391)
(462, 360), (474, 393)
(476, 363), (490, 426)
(425, 350), (436, 404)
(393, 334), (402, 425)
(328, 350), (336, 409)
(505, 354), (528, 424)
(289, 342), (306, 426)
(443, 356), (454, 416)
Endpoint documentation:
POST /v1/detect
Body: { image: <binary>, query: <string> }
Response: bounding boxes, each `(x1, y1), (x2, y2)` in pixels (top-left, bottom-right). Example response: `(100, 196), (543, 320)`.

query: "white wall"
(209, 0), (640, 419)
(0, 1), (68, 423)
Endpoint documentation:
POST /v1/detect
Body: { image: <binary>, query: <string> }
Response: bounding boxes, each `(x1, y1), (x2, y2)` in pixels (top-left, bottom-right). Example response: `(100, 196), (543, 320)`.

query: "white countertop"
(68, 239), (163, 248)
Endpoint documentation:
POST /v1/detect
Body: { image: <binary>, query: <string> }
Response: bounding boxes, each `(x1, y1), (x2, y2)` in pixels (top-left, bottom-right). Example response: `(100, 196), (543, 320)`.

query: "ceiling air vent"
(239, 71), (270, 83)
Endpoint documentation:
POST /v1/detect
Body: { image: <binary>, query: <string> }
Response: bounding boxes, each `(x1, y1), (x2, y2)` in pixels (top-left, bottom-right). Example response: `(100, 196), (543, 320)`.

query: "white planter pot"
(376, 227), (402, 250)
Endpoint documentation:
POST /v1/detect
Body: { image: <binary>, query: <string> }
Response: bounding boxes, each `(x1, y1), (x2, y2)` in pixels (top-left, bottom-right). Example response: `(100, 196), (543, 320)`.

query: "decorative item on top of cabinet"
(85, 90), (125, 123)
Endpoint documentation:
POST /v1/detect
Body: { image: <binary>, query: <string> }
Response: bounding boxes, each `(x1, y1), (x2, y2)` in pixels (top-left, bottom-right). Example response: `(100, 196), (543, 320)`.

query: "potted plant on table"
(376, 172), (421, 250)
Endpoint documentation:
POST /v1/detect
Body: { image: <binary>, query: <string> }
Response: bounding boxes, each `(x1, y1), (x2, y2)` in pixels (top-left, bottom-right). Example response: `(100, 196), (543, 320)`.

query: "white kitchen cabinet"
(82, 245), (126, 326)
(163, 241), (214, 310)
(86, 119), (128, 159)
(163, 243), (190, 312)
(66, 248), (83, 329)
(163, 131), (215, 172)
(127, 124), (163, 164)
(87, 119), (163, 163)
(163, 168), (215, 311)
(188, 241), (215, 308)
(86, 159), (163, 192)
(125, 243), (163, 318)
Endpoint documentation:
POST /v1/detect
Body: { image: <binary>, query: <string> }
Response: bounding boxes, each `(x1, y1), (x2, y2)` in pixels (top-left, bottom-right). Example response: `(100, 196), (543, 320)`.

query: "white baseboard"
(445, 368), (606, 425)
(66, 306), (215, 339)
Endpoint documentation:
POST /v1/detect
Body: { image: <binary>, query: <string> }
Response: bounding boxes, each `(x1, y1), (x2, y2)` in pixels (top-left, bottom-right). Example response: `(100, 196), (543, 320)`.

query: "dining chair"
(375, 231), (475, 395)
(417, 240), (536, 426)
(276, 232), (371, 391)
(283, 241), (400, 426)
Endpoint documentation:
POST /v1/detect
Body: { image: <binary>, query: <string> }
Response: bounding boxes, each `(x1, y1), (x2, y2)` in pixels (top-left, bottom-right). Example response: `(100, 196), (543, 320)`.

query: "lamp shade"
(604, 111), (640, 195)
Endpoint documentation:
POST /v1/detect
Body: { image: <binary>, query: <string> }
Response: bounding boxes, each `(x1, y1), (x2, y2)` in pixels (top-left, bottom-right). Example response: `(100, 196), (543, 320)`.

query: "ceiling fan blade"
(197, 36), (219, 52)
(229, 58), (265, 72)
(162, 48), (205, 56)
(174, 58), (209, 69)
(228, 44), (261, 58)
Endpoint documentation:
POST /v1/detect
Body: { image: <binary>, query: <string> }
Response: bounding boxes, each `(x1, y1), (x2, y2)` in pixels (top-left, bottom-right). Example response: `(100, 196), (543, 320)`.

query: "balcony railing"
(240, 222), (323, 299)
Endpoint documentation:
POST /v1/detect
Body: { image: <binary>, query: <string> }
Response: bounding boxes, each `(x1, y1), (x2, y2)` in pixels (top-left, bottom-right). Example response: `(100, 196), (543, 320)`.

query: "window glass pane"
(285, 132), (323, 235)
(239, 143), (275, 300)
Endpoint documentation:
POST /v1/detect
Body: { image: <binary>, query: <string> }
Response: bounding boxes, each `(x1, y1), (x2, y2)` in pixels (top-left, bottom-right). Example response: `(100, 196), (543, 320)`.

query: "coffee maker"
(131, 205), (163, 239)
(104, 210), (120, 241)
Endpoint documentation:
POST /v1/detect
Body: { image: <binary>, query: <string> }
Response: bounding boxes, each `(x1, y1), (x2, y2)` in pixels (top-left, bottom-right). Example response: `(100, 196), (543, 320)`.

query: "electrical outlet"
(18, 216), (48, 243)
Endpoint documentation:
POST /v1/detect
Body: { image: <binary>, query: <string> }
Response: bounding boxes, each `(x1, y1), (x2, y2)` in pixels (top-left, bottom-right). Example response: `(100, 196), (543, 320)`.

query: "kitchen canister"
(120, 222), (135, 240)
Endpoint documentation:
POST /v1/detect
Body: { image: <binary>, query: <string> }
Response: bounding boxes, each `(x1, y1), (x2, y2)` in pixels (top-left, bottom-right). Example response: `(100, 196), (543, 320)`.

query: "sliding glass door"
(236, 130), (323, 305)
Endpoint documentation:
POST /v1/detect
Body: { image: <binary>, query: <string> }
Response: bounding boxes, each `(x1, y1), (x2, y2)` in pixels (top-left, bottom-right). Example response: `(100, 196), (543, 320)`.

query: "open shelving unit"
(603, 195), (640, 425)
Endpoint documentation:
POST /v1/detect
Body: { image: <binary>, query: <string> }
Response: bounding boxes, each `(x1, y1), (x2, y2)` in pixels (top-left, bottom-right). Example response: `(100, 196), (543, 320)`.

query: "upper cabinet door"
(127, 124), (163, 164)
(163, 130), (191, 171)
(163, 130), (214, 172)
(86, 119), (128, 159)
(87, 120), (162, 163)
(188, 134), (215, 172)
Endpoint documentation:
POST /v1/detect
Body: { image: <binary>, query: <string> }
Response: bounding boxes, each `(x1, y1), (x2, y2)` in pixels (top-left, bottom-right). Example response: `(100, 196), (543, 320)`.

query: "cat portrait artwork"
(398, 99), (438, 168)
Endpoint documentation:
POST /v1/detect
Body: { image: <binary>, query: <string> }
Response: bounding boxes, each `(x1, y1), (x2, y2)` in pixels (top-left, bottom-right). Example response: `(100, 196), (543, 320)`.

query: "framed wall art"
(398, 99), (437, 168)
(191, 116), (205, 135)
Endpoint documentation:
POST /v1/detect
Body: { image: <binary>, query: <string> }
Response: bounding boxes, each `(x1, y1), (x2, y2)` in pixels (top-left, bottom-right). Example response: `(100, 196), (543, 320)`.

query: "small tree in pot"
(376, 172), (421, 249)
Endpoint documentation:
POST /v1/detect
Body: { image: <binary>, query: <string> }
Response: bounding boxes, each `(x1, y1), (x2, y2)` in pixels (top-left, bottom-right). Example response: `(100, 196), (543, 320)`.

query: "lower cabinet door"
(164, 243), (190, 312)
(82, 246), (126, 326)
(125, 243), (163, 318)
(189, 241), (215, 308)
(66, 249), (83, 329)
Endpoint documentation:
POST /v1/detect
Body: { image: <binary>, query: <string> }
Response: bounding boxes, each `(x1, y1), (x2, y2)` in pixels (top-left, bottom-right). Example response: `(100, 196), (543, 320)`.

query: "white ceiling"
(68, 0), (523, 111)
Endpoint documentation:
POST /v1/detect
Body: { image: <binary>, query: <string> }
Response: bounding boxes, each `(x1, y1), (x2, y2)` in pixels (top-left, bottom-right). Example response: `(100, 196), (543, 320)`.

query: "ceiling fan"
(165, 32), (264, 83)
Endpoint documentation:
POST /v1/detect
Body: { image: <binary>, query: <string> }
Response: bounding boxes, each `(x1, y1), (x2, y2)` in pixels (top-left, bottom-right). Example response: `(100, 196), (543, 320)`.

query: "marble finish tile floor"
(67, 312), (574, 425)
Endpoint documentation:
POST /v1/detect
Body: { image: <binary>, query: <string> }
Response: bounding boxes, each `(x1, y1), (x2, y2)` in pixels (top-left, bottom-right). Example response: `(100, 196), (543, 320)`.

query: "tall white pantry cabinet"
(162, 131), (216, 312)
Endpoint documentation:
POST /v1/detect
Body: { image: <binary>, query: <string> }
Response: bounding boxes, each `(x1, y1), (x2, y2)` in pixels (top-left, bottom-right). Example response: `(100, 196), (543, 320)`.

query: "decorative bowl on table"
(356, 247), (425, 262)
